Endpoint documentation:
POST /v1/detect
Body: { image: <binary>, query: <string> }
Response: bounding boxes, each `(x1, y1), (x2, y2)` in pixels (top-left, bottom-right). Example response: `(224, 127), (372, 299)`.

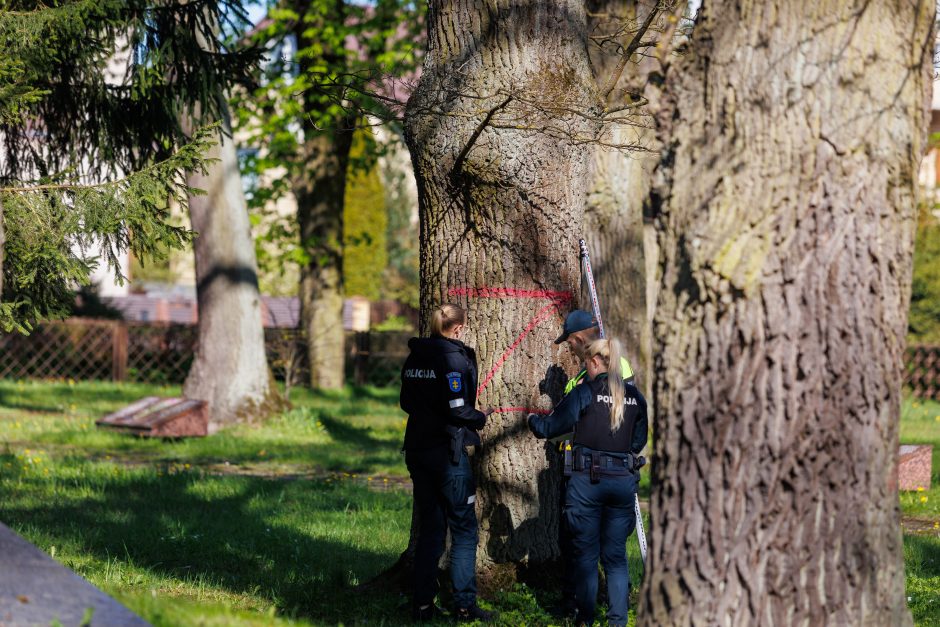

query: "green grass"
(0, 379), (938, 625)
(0, 380), (412, 626)
(900, 395), (940, 625)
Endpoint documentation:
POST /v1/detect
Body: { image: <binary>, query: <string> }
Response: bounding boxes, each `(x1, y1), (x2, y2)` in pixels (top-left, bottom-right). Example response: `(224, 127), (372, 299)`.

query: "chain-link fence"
(6, 322), (940, 394)
(0, 320), (410, 387)
(905, 345), (940, 400)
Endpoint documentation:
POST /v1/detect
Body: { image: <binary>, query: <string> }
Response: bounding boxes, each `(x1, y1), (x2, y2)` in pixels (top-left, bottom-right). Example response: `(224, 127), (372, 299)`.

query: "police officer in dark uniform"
(553, 310), (637, 616)
(400, 303), (496, 623)
(528, 337), (648, 627)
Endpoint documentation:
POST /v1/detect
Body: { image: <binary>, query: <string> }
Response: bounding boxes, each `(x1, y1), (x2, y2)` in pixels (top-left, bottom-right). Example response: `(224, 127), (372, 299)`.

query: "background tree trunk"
(290, 0), (355, 390)
(640, 1), (933, 624)
(184, 117), (280, 429)
(584, 0), (659, 396)
(405, 0), (598, 580)
(0, 197), (5, 302)
(295, 129), (354, 390)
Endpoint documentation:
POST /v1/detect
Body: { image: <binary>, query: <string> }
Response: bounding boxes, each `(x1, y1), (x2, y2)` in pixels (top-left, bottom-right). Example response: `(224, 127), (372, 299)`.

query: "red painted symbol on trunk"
(447, 286), (573, 413)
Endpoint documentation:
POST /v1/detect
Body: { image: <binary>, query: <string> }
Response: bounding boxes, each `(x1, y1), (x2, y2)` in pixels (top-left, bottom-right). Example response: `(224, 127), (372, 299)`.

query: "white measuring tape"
(579, 238), (648, 566)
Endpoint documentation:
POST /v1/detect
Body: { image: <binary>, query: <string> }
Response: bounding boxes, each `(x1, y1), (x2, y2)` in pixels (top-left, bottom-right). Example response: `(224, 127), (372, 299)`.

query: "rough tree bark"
(640, 1), (933, 625)
(583, 0), (659, 395)
(405, 0), (599, 579)
(184, 114), (281, 429)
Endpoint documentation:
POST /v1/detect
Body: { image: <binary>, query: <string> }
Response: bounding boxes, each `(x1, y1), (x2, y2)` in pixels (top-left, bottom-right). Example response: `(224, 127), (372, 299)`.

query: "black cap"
(554, 310), (598, 344)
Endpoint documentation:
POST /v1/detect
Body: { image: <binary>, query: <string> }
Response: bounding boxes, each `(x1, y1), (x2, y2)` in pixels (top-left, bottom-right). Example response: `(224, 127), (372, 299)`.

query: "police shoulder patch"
(446, 371), (463, 393)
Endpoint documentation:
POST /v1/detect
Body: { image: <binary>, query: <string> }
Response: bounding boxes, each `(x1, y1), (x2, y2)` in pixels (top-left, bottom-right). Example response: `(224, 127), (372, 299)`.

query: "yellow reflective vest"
(563, 356), (634, 395)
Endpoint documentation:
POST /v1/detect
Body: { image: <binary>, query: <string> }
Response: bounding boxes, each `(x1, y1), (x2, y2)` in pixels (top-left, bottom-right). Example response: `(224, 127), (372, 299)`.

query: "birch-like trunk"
(640, 1), (933, 624)
(184, 117), (280, 429)
(405, 0), (598, 578)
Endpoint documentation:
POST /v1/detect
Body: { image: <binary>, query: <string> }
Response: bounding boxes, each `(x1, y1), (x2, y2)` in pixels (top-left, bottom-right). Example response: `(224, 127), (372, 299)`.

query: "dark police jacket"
(400, 335), (487, 451)
(529, 374), (648, 455)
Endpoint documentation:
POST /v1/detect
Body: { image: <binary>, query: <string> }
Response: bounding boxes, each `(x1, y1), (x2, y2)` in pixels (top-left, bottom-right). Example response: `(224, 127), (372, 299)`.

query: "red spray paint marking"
(476, 301), (563, 394)
(447, 286), (573, 415)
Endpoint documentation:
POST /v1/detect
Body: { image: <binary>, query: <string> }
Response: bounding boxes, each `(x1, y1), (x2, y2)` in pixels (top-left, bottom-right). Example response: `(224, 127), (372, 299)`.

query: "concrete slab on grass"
(0, 522), (149, 626)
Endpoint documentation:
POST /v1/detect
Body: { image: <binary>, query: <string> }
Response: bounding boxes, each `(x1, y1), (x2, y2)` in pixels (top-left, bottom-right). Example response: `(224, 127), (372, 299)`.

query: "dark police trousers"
(405, 444), (478, 609)
(565, 471), (638, 626)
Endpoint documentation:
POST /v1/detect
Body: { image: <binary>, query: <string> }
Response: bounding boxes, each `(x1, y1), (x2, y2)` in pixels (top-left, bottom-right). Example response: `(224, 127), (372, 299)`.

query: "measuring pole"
(579, 239), (648, 565)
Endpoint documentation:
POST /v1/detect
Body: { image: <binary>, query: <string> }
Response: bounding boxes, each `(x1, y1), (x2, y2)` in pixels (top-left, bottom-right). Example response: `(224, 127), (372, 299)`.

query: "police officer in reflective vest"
(528, 337), (648, 627)
(400, 303), (496, 623)
(556, 310), (635, 393)
(553, 310), (636, 615)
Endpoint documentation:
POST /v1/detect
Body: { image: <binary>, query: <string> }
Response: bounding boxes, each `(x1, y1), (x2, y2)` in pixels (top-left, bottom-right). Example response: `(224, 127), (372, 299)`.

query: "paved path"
(0, 523), (149, 627)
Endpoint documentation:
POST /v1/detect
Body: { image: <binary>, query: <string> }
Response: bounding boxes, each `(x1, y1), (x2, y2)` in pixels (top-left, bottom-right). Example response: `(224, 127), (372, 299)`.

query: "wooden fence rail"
(0, 320), (410, 387)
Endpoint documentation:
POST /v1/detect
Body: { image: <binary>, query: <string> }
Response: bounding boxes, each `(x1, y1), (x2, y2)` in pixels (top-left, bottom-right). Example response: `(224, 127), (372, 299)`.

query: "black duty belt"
(563, 445), (643, 483)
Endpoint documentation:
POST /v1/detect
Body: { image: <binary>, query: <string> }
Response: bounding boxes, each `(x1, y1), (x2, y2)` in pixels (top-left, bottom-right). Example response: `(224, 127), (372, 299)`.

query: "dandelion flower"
(920, 496), (928, 504)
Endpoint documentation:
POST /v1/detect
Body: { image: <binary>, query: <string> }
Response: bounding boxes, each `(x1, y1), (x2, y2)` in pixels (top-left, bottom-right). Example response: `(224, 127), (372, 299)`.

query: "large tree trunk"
(640, 2), (933, 625)
(184, 117), (280, 429)
(584, 1), (659, 395)
(405, 0), (598, 579)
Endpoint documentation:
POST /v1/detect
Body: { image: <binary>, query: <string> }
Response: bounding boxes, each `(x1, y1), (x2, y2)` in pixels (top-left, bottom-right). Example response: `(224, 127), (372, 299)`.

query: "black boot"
(455, 604), (497, 623)
(413, 603), (443, 622)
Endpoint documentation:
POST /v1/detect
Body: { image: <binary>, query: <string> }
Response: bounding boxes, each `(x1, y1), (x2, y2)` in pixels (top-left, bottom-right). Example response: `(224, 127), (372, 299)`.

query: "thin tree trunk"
(0, 196), (5, 302)
(405, 0), (598, 579)
(184, 113), (281, 429)
(584, 1), (659, 396)
(640, 2), (933, 625)
(294, 129), (354, 390)
(291, 0), (354, 390)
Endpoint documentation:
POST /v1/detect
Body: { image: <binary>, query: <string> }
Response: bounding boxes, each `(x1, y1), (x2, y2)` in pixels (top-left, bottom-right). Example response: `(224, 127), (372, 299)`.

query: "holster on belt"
(445, 425), (482, 465)
(444, 425), (465, 464)
(589, 453), (600, 484)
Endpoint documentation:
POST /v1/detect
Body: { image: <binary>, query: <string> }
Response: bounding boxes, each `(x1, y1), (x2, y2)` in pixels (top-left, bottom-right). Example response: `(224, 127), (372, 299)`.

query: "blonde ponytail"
(429, 303), (466, 336)
(585, 337), (626, 433)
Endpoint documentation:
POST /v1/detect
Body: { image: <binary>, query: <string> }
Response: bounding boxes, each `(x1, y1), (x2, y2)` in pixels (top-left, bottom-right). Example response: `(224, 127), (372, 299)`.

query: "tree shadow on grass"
(0, 469), (412, 624)
(318, 414), (393, 449)
(0, 382), (154, 415)
(347, 385), (401, 402)
(906, 533), (940, 579)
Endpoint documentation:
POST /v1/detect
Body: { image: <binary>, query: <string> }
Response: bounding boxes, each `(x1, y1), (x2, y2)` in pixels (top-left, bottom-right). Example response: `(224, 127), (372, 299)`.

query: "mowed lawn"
(0, 380), (937, 625)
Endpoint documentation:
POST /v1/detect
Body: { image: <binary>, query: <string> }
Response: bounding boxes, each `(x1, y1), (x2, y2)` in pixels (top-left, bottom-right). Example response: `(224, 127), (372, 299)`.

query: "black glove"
(526, 413), (538, 433)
